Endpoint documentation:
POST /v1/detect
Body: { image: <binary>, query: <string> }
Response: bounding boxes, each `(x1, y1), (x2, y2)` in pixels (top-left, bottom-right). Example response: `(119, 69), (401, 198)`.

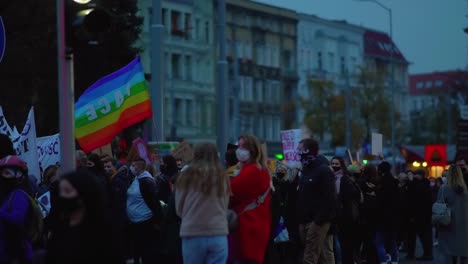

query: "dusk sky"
(257, 0), (468, 74)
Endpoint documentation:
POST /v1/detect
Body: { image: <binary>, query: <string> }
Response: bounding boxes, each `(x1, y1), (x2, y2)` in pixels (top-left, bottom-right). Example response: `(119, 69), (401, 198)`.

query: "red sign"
(425, 145), (447, 166)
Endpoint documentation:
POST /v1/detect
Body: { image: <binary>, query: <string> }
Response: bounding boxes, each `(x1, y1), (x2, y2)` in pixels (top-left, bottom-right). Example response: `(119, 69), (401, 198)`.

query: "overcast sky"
(256, 0), (468, 74)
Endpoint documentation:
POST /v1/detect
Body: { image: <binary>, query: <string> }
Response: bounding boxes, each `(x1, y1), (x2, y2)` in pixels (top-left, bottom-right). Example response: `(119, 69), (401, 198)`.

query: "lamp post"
(57, 0), (77, 172)
(216, 0), (228, 159)
(150, 0), (165, 142)
(355, 0), (395, 168)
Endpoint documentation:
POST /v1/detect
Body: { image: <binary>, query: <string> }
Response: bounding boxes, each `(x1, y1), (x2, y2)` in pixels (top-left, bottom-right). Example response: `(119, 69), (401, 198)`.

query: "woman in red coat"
(230, 134), (271, 264)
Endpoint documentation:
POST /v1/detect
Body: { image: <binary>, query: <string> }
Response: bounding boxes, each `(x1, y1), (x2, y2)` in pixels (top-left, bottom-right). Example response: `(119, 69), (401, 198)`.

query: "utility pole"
(151, 0), (165, 142)
(232, 34), (240, 142)
(57, 0), (76, 172)
(216, 0), (228, 157)
(345, 69), (351, 151)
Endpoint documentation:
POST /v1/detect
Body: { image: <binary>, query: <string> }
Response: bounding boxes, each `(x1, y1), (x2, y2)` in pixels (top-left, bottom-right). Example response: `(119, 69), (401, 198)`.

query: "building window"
(205, 21), (210, 43)
(327, 52), (335, 73)
(265, 46), (271, 67)
(162, 8), (167, 25)
(164, 52), (170, 77)
(256, 80), (263, 103)
(240, 77), (246, 101)
(184, 13), (191, 39)
(340, 56), (346, 75)
(175, 98), (182, 125)
(271, 81), (280, 103)
(245, 42), (252, 60)
(263, 81), (270, 103)
(436, 80), (444, 87)
(256, 44), (264, 65)
(186, 99), (193, 126)
(171, 54), (182, 79)
(266, 116), (273, 141)
(171, 11), (182, 35)
(272, 47), (279, 67)
(246, 77), (253, 101)
(185, 55), (192, 80)
(258, 117), (264, 139)
(416, 81), (424, 89)
(425, 81), (433, 88)
(195, 19), (200, 40)
(350, 56), (357, 72)
(206, 103), (212, 128)
(318, 52), (323, 70)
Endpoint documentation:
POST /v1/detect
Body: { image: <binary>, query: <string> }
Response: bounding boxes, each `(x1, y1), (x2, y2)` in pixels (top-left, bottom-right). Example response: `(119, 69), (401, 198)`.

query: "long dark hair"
(61, 169), (107, 226)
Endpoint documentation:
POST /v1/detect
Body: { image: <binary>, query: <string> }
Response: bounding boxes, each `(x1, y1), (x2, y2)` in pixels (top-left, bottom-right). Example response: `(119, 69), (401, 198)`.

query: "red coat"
(230, 163), (271, 263)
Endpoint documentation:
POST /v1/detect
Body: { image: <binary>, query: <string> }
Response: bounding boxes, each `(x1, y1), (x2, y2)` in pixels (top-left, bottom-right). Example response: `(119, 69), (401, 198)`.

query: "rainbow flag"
(75, 56), (152, 153)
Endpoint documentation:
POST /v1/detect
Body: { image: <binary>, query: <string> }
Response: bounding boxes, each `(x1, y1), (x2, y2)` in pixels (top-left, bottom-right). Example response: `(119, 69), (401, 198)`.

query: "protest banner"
(37, 133), (60, 176)
(280, 129), (302, 167)
(0, 105), (14, 136)
(14, 107), (40, 182)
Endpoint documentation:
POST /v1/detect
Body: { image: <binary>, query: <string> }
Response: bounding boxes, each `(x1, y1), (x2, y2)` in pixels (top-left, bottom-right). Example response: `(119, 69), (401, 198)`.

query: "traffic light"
(362, 159), (368, 165)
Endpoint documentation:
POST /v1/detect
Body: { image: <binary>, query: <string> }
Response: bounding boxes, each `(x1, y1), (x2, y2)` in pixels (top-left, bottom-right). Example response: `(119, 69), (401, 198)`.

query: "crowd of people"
(0, 132), (468, 264)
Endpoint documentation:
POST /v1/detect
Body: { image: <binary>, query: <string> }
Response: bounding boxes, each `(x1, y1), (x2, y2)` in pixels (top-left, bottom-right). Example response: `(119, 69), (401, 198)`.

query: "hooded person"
(0, 155), (35, 263)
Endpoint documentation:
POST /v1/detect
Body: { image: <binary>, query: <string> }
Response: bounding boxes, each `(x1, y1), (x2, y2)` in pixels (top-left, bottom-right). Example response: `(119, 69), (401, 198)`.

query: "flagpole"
(57, 0), (76, 172)
(150, 0), (165, 142)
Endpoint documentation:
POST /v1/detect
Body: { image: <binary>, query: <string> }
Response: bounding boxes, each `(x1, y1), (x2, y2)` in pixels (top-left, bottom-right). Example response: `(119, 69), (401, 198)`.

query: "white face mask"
(236, 148), (251, 162)
(233, 169), (240, 177)
(130, 165), (137, 175)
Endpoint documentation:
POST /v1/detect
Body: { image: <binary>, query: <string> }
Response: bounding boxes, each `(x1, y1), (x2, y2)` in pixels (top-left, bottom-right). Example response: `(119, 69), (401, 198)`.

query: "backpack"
(8, 190), (44, 243)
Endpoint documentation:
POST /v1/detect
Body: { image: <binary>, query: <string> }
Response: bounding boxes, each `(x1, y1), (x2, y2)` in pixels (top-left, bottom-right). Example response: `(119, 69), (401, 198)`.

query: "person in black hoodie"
(375, 162), (400, 264)
(407, 169), (433, 261)
(46, 169), (115, 264)
(297, 138), (338, 264)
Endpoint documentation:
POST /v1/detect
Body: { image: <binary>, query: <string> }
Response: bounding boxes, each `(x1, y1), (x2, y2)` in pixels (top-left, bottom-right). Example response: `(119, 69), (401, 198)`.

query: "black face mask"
(0, 177), (18, 191)
(56, 197), (82, 215)
(332, 166), (341, 172)
(276, 172), (286, 179)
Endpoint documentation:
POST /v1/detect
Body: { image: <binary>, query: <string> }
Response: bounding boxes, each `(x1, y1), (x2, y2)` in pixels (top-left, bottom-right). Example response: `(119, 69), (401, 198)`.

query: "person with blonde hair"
(438, 164), (468, 264)
(229, 134), (271, 264)
(175, 142), (231, 264)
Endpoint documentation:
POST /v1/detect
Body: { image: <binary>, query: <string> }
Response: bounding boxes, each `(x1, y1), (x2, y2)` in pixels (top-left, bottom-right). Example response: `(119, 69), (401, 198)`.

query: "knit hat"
(0, 155), (28, 176)
(347, 164), (361, 174)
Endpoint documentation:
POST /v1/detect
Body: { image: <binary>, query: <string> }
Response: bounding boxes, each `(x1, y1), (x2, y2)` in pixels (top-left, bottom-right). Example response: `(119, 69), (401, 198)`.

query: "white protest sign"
(13, 107), (40, 183)
(280, 129), (302, 167)
(0, 105), (14, 136)
(371, 132), (383, 156)
(37, 133), (60, 176)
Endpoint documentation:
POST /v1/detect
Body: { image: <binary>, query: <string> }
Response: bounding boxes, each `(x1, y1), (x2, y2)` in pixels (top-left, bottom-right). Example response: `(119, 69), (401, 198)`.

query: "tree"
(301, 66), (399, 150)
(0, 0), (143, 136)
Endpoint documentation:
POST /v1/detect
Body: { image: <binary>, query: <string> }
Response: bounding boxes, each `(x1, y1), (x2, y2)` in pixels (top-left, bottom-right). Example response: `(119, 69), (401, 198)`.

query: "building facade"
(363, 29), (410, 122)
(297, 14), (365, 142)
(226, 0), (298, 153)
(138, 0), (216, 142)
(408, 71), (468, 144)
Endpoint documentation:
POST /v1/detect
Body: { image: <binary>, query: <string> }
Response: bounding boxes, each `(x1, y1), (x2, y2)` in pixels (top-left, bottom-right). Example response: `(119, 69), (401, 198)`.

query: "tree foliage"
(302, 67), (400, 149)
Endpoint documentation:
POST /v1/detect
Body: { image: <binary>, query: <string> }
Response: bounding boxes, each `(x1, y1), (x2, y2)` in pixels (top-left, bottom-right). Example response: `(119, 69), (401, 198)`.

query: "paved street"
(400, 240), (444, 264)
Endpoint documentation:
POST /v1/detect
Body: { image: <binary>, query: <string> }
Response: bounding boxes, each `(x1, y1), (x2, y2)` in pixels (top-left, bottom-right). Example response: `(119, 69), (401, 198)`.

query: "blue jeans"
(182, 235), (228, 264)
(376, 231), (398, 263)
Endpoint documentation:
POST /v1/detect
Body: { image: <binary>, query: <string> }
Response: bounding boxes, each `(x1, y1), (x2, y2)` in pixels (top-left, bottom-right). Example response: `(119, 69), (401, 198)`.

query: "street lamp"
(354, 0), (396, 169)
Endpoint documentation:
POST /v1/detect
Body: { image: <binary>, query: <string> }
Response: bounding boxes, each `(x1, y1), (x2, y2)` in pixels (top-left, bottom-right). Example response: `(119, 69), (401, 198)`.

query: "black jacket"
(408, 178), (432, 225)
(139, 176), (162, 223)
(155, 174), (173, 204)
(337, 175), (361, 226)
(297, 159), (338, 225)
(376, 176), (400, 231)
